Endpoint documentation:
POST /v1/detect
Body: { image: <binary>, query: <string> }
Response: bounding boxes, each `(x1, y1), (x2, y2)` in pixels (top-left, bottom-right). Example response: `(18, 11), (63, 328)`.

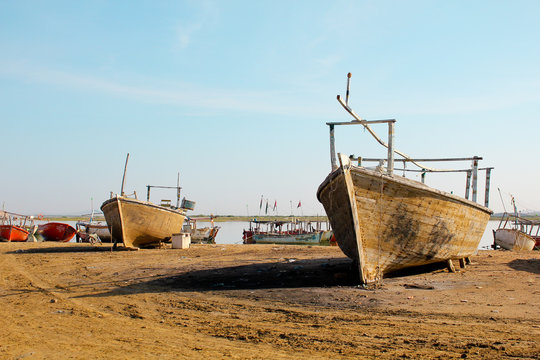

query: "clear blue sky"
(1, 1), (539, 215)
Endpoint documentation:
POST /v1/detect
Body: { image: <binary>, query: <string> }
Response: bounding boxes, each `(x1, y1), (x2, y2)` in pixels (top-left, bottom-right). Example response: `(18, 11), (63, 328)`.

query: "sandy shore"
(0, 242), (538, 359)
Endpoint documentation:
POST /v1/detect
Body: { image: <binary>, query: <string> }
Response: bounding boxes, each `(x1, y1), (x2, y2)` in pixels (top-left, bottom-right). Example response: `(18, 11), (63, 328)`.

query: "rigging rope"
(337, 95), (467, 173)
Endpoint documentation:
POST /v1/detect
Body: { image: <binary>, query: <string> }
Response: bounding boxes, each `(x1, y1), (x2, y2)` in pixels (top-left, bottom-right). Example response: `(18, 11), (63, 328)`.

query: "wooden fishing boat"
(101, 196), (186, 248)
(317, 74), (493, 284)
(38, 222), (77, 242)
(0, 225), (29, 242)
(492, 212), (538, 251)
(100, 153), (192, 248)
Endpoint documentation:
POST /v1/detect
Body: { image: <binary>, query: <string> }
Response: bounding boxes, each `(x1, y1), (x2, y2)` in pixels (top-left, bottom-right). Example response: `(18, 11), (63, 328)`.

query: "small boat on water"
(184, 216), (221, 244)
(101, 154), (194, 248)
(0, 211), (33, 242)
(243, 219), (334, 246)
(492, 212), (538, 251)
(317, 73), (493, 284)
(38, 222), (77, 242)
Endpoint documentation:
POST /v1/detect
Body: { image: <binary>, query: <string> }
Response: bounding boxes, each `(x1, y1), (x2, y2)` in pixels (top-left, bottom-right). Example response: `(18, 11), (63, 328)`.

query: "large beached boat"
(101, 196), (187, 248)
(317, 73), (493, 284)
(101, 154), (193, 248)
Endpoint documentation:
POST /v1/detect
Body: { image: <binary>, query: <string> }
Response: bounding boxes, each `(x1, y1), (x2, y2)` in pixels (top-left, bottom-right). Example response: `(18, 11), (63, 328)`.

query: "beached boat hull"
(0, 225), (29, 242)
(38, 222), (77, 242)
(317, 164), (492, 284)
(493, 229), (535, 251)
(101, 196), (186, 248)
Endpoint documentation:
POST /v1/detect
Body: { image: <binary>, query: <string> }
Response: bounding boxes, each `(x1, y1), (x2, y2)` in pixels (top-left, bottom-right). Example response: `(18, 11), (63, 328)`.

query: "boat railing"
(1, 211), (34, 228)
(497, 212), (540, 236)
(327, 72), (493, 207)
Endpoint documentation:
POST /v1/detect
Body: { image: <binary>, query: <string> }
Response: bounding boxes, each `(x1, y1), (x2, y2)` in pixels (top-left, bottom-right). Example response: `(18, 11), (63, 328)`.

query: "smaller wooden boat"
(493, 212), (538, 251)
(38, 222), (77, 242)
(100, 154), (193, 248)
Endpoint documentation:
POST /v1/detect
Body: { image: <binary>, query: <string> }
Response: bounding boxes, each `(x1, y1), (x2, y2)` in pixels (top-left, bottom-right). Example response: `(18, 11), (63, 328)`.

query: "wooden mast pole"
(120, 153), (130, 196)
(177, 172), (181, 208)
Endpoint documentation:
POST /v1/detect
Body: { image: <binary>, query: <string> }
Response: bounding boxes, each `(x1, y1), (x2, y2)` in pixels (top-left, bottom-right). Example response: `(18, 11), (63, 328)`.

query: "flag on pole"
(297, 201), (302, 208)
(273, 200), (277, 211)
(265, 199), (269, 214)
(259, 195), (263, 210)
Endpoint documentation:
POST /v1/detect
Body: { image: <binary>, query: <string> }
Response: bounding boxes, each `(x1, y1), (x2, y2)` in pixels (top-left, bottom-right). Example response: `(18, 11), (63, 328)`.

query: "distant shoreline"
(44, 215), (331, 222)
(43, 214), (540, 222)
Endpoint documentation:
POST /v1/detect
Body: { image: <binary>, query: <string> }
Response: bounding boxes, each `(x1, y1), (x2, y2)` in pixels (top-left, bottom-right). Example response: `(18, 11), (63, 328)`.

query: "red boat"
(0, 225), (29, 242)
(38, 222), (77, 242)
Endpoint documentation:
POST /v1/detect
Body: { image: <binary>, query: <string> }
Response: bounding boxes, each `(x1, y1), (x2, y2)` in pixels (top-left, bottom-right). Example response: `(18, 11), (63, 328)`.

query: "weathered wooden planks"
(317, 164), (491, 284)
(101, 196), (185, 248)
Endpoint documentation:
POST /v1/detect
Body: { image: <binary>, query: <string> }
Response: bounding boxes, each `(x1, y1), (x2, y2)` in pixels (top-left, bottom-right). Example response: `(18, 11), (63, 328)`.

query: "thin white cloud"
(174, 22), (202, 49)
(172, 0), (219, 50)
(0, 61), (334, 117)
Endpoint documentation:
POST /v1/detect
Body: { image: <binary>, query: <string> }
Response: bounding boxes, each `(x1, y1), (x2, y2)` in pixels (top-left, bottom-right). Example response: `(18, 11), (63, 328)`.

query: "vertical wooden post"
(471, 157), (479, 203)
(465, 170), (472, 200)
(177, 172), (181, 208)
(387, 121), (395, 176)
(330, 124), (337, 170)
(146, 186), (151, 202)
(484, 168), (492, 207)
(446, 259), (456, 273)
(421, 170), (426, 184)
(120, 153), (130, 196)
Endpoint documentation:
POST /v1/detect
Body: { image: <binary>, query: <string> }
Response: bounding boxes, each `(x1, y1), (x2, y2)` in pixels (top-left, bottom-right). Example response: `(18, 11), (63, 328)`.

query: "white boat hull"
(493, 228), (535, 251)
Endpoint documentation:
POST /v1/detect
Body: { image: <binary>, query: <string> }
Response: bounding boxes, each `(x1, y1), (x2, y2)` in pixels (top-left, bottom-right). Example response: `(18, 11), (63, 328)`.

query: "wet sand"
(0, 242), (538, 359)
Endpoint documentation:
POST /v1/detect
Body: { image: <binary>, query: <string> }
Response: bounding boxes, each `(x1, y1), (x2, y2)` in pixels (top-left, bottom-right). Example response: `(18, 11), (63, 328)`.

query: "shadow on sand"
(507, 258), (540, 275)
(78, 258), (454, 299)
(7, 245), (115, 254)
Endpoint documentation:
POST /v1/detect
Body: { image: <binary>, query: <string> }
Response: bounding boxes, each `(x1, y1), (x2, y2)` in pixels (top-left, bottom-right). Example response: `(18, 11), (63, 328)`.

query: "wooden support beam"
(485, 168), (492, 207)
(465, 170), (472, 200)
(459, 258), (466, 268)
(387, 121), (394, 176)
(446, 259), (456, 273)
(329, 124), (337, 171)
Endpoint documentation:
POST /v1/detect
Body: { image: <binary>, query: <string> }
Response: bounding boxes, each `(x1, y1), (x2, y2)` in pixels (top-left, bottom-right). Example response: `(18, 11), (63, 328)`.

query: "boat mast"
(177, 172), (181, 208)
(120, 153), (130, 196)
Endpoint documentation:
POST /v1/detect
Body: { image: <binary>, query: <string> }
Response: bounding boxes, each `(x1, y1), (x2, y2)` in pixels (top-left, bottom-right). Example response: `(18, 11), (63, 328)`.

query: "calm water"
(35, 219), (499, 249)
